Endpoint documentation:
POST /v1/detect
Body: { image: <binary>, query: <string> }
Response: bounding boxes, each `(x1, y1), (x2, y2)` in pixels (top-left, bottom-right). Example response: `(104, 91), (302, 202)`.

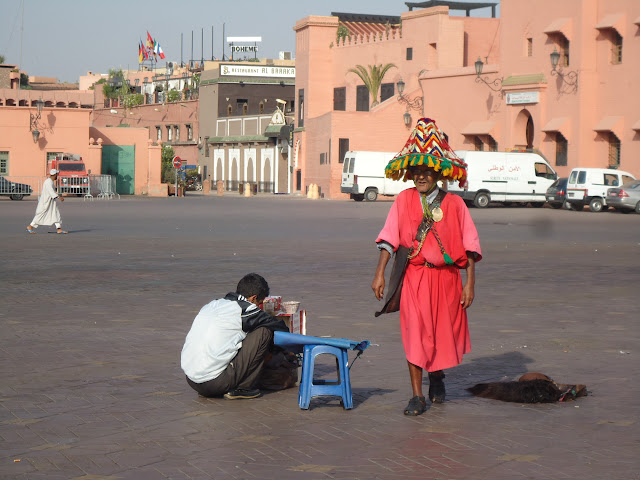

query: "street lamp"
(396, 78), (423, 112)
(474, 57), (503, 92)
(550, 48), (578, 89)
(29, 99), (44, 143)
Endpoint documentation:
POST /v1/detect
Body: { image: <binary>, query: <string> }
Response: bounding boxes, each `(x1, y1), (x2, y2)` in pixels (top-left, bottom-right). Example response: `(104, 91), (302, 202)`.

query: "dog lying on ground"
(467, 373), (588, 403)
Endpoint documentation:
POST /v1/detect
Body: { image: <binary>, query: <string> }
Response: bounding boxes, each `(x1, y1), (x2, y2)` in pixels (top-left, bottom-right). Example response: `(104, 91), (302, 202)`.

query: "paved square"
(1, 194), (638, 479)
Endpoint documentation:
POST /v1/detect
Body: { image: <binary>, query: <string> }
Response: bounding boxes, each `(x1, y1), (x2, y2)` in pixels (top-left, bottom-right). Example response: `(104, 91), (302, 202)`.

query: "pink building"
(0, 69), (164, 196)
(294, 0), (640, 199)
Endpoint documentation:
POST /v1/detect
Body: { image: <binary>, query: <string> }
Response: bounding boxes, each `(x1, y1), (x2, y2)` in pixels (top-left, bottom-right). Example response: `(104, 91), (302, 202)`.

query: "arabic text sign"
(506, 92), (539, 105)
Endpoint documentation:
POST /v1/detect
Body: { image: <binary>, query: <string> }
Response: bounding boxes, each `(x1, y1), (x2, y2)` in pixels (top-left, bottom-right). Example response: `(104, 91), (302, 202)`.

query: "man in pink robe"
(372, 118), (481, 416)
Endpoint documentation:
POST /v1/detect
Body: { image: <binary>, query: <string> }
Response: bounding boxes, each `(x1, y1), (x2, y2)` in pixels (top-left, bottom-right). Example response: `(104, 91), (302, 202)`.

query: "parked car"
(606, 180), (640, 214)
(545, 177), (570, 209)
(0, 176), (33, 200)
(566, 167), (636, 212)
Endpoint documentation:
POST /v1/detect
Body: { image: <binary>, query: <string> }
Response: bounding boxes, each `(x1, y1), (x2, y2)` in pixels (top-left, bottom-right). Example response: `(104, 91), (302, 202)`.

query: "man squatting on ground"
(372, 118), (482, 416)
(181, 273), (289, 400)
(26, 169), (68, 235)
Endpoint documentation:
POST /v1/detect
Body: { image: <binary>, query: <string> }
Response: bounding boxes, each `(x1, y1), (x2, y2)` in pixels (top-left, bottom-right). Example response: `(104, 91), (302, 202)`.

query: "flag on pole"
(154, 40), (166, 60)
(138, 41), (144, 63)
(146, 31), (154, 49)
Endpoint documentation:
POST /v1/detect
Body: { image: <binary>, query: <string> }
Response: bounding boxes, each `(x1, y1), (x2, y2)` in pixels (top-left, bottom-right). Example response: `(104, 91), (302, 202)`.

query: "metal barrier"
(87, 175), (119, 200)
(224, 180), (274, 194)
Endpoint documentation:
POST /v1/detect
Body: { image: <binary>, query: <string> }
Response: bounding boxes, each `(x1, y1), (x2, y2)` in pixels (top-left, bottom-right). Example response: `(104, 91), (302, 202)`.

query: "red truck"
(48, 153), (90, 195)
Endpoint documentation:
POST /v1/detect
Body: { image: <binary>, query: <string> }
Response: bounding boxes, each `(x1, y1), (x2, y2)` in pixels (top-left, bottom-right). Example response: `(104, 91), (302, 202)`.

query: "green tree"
(161, 144), (177, 184)
(0, 54), (6, 64)
(347, 63), (397, 108)
(337, 24), (350, 40)
(167, 88), (181, 103)
(102, 68), (128, 100)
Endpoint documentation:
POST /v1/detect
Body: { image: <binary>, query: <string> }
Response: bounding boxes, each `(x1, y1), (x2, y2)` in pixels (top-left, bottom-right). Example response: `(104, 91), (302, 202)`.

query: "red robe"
(376, 188), (482, 371)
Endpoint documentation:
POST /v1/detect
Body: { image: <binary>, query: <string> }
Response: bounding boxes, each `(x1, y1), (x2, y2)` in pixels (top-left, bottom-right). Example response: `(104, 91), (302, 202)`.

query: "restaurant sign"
(506, 91), (539, 105)
(220, 64), (295, 78)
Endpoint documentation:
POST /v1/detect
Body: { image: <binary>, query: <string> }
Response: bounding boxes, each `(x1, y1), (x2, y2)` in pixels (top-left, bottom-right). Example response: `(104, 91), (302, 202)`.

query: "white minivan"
(341, 151), (413, 201)
(566, 167), (636, 212)
(447, 150), (558, 208)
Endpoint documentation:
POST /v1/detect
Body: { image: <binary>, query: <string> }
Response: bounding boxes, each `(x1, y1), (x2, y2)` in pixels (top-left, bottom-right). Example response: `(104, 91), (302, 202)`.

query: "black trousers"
(186, 327), (273, 397)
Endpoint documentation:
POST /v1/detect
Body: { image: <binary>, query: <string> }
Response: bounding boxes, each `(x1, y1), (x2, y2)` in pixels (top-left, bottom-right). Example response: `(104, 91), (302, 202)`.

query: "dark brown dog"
(467, 373), (588, 403)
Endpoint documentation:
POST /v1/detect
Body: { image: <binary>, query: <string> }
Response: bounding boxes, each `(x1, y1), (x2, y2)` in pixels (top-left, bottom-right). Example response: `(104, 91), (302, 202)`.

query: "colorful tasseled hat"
(385, 117), (468, 187)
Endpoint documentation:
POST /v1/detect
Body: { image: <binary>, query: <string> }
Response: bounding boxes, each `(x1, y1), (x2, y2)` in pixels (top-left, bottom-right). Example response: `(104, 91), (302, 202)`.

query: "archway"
(513, 109), (534, 149)
(246, 157), (254, 182)
(215, 157), (223, 182)
(263, 158), (271, 192)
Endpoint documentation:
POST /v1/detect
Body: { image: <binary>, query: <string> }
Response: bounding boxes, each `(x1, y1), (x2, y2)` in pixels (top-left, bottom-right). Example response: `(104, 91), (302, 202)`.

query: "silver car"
(607, 180), (640, 214)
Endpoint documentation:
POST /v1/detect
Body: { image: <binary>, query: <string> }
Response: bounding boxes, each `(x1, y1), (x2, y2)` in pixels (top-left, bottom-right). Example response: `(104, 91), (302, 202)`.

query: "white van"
(341, 151), (413, 201)
(447, 151), (557, 208)
(566, 167), (636, 212)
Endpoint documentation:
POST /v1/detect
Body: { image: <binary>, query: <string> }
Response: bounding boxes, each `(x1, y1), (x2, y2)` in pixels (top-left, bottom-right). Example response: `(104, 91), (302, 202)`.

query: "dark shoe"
(404, 396), (427, 416)
(223, 388), (262, 400)
(428, 371), (446, 404)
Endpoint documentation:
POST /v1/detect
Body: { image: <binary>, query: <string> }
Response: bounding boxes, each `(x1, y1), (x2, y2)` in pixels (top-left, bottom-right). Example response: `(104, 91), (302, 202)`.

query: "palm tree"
(347, 63), (397, 108)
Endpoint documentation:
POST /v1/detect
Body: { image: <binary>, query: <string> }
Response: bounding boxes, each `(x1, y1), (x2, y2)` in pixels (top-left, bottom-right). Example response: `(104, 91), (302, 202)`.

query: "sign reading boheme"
(220, 64), (295, 78)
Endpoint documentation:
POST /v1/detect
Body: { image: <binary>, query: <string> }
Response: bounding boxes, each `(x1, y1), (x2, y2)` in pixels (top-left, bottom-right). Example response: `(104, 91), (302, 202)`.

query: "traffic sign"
(172, 156), (182, 169)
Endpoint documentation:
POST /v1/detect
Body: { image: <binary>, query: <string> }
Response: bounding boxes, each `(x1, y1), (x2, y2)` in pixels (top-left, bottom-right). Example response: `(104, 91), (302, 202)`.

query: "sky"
(1, 0), (499, 83)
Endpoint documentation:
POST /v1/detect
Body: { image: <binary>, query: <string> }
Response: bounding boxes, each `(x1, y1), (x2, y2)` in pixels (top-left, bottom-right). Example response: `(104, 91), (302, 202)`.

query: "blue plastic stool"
(298, 344), (353, 410)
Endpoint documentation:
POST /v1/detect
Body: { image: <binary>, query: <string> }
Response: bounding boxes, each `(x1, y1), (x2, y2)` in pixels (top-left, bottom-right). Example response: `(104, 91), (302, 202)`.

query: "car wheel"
(195, 183), (203, 191)
(636, 202), (640, 214)
(364, 188), (378, 202)
(589, 197), (604, 212)
(351, 194), (364, 202)
(473, 192), (490, 208)
(562, 200), (571, 210)
(9, 194), (24, 201)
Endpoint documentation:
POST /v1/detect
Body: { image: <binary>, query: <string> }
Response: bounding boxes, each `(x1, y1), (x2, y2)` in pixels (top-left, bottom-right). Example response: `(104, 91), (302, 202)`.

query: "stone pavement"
(1, 194), (638, 480)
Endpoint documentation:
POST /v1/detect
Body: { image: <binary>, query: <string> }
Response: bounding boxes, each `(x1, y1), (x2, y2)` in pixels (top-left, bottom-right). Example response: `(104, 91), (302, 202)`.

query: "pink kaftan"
(376, 187), (482, 372)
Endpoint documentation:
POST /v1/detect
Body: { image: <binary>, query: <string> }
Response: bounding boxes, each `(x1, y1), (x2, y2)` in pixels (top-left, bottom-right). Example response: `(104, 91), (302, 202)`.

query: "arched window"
(227, 104), (232, 116)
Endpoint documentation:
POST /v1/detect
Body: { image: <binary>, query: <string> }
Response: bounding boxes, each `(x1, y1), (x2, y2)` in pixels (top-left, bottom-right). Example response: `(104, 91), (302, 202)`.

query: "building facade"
(294, 0), (640, 199)
(197, 60), (296, 193)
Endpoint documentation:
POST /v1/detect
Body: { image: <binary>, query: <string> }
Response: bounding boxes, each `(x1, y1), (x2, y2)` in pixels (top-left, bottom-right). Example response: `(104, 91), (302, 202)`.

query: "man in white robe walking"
(26, 169), (68, 234)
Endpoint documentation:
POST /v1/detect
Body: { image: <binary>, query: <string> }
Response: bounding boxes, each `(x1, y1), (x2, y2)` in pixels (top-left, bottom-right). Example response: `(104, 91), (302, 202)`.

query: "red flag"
(146, 31), (154, 49)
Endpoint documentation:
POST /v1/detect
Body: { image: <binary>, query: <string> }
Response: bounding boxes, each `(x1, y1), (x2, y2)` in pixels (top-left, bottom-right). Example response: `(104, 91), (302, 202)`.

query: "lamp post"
(550, 48), (578, 89)
(29, 99), (44, 143)
(396, 78), (423, 112)
(474, 57), (503, 92)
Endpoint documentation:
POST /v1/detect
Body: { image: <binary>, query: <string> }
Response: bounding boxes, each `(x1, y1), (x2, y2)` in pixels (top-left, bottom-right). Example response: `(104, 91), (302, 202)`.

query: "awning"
(461, 120), (498, 138)
(632, 120), (640, 131)
(595, 13), (625, 34)
(593, 116), (624, 138)
(543, 18), (572, 40)
(264, 123), (293, 140)
(264, 124), (286, 137)
(542, 117), (571, 140)
(634, 16), (640, 26)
